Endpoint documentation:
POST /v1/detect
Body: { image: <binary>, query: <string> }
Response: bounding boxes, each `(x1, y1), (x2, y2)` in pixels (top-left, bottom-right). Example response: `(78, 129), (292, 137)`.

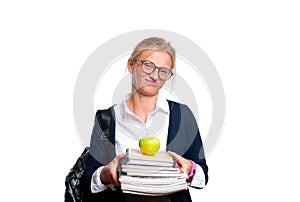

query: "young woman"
(83, 37), (208, 202)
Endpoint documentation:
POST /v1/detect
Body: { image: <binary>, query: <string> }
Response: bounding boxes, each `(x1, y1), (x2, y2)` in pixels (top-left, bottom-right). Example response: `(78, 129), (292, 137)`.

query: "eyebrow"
(142, 59), (172, 70)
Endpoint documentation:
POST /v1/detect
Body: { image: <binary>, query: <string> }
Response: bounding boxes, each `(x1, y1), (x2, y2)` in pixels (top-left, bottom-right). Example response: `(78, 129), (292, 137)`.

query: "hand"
(100, 153), (126, 187)
(167, 151), (192, 176)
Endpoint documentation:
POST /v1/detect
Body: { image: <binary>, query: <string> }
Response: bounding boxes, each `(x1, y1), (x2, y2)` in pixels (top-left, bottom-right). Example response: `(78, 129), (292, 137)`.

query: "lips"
(144, 78), (158, 85)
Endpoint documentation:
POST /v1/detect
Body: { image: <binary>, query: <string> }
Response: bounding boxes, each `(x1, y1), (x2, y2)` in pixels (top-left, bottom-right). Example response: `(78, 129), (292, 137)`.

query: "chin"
(137, 87), (160, 96)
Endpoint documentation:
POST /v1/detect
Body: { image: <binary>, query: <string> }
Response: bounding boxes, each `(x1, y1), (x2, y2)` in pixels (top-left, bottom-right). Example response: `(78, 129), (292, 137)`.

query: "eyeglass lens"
(141, 60), (172, 80)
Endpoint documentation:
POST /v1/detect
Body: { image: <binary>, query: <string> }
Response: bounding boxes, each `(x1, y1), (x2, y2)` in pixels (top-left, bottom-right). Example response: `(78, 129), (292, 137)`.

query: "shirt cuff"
(91, 166), (108, 193)
(189, 164), (206, 188)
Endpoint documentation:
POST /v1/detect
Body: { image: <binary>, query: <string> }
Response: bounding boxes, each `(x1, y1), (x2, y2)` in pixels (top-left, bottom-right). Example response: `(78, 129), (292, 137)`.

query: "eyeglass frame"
(133, 59), (174, 80)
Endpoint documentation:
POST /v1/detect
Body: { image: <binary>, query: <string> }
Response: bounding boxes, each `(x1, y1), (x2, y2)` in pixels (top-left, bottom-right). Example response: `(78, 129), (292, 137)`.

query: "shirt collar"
(120, 93), (170, 120)
(155, 93), (170, 114)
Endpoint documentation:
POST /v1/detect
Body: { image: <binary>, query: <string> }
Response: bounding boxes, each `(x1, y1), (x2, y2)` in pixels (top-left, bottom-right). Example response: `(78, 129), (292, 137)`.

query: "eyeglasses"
(134, 59), (174, 80)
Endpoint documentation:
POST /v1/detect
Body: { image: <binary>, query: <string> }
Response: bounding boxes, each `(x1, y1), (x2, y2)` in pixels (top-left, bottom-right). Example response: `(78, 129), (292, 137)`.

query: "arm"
(167, 103), (208, 187)
(83, 109), (119, 195)
(182, 104), (208, 187)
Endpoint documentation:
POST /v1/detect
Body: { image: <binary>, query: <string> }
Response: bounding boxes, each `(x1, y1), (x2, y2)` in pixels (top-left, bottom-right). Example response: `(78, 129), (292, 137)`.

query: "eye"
(160, 68), (170, 75)
(143, 61), (154, 69)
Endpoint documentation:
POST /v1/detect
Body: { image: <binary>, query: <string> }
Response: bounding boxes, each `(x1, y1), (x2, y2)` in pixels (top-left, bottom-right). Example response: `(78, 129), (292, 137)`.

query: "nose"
(149, 67), (159, 80)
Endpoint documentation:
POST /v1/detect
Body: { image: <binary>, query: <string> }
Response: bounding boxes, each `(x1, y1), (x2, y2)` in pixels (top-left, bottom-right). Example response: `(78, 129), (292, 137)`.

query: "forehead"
(138, 50), (173, 68)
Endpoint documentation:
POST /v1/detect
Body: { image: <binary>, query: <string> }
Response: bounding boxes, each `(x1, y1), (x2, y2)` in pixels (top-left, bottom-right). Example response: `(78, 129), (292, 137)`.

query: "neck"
(126, 92), (158, 123)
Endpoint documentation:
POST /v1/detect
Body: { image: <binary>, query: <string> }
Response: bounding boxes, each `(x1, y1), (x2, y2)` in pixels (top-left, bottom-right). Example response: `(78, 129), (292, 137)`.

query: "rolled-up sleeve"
(91, 166), (108, 193)
(189, 164), (206, 188)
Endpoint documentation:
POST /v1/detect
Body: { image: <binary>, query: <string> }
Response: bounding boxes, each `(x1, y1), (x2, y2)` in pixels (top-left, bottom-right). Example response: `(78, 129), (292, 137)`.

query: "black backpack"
(65, 109), (110, 202)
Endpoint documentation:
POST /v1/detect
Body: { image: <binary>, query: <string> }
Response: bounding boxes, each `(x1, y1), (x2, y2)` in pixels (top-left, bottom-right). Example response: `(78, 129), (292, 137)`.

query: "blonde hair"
(129, 37), (176, 69)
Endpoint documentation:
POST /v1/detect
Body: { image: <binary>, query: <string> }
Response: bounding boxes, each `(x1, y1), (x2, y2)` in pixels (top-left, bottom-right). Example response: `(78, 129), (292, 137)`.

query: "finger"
(113, 153), (126, 172)
(167, 151), (183, 162)
(116, 153), (126, 160)
(167, 151), (180, 159)
(167, 151), (184, 167)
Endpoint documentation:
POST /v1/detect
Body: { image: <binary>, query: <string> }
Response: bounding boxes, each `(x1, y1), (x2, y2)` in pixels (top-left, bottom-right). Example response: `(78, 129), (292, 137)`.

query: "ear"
(127, 59), (134, 73)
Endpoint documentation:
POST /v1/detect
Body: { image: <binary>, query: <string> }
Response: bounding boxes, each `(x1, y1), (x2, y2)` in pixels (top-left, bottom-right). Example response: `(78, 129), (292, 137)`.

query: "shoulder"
(167, 100), (197, 128)
(167, 100), (193, 115)
(95, 105), (116, 114)
(95, 105), (116, 123)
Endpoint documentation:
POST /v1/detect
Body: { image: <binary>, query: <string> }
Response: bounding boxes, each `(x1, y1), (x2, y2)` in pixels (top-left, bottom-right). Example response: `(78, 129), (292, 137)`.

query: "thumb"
(116, 153), (126, 160)
(167, 151), (180, 160)
(167, 151), (182, 166)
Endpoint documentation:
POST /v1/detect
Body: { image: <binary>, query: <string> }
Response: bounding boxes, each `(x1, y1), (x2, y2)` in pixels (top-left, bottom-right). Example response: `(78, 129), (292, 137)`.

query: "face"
(128, 50), (173, 96)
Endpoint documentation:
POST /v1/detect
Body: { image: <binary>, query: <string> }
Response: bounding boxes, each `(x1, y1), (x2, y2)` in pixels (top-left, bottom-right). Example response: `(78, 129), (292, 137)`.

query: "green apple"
(139, 137), (160, 155)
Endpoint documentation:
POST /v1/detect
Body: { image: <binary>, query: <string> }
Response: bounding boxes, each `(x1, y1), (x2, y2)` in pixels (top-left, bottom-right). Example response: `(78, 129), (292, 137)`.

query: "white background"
(1, 1), (299, 201)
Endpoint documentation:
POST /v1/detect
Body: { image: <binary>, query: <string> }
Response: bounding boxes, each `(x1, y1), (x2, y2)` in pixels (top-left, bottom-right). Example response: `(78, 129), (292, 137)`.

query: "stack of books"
(119, 148), (188, 196)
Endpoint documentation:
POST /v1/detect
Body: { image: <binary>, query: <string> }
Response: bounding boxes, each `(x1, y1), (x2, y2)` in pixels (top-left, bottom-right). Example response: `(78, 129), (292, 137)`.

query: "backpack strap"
(98, 109), (111, 141)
